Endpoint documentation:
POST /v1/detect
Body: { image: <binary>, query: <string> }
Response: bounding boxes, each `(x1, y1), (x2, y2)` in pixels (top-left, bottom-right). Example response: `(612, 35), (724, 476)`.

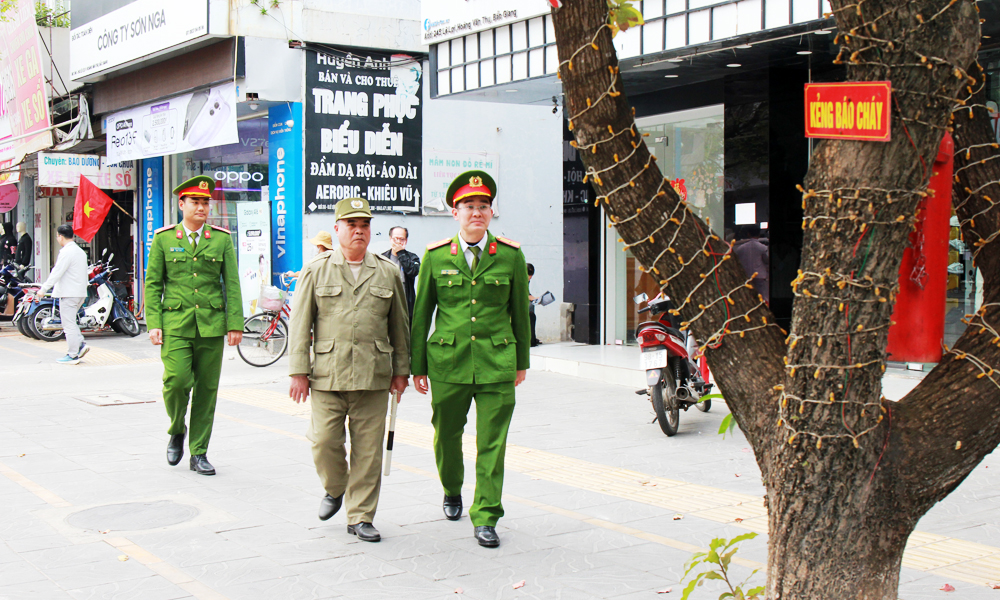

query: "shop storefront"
(601, 106), (726, 345)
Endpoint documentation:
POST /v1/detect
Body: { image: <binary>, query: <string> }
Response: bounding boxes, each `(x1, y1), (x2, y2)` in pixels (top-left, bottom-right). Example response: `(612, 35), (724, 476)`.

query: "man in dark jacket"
(382, 226), (420, 320)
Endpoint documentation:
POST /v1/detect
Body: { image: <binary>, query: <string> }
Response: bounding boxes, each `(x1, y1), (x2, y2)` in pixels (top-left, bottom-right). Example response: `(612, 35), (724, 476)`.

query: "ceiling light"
(505, 89), (518, 93)
(814, 29), (832, 34)
(736, 44), (752, 49)
(726, 63), (741, 68)
(666, 58), (683, 63)
(665, 74), (678, 78)
(797, 50), (812, 55)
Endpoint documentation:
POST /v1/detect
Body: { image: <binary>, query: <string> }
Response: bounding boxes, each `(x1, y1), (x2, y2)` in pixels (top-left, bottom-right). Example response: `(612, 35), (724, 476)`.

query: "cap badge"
(198, 181), (209, 190)
(469, 176), (483, 187)
(351, 199), (363, 209)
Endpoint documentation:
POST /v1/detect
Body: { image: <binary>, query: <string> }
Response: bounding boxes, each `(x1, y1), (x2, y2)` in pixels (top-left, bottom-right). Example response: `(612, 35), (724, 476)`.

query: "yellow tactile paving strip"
(220, 387), (1000, 587)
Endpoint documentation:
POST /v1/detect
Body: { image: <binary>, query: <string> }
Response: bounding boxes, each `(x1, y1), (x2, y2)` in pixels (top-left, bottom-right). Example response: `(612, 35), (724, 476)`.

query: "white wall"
(230, 0), (423, 53)
(302, 62), (565, 342)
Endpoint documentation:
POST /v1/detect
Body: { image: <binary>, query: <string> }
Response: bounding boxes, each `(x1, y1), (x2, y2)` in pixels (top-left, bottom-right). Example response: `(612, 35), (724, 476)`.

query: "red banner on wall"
(804, 81), (891, 142)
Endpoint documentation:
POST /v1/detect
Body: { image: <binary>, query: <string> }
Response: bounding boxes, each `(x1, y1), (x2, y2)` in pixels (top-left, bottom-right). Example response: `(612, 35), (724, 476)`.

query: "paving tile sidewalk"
(0, 334), (997, 599)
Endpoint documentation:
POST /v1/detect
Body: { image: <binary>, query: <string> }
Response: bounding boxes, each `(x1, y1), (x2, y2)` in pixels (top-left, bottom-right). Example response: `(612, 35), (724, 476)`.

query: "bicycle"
(237, 273), (295, 367)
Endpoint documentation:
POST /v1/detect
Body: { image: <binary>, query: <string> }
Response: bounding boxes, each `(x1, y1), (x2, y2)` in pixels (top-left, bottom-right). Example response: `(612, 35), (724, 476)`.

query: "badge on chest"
(170, 247), (185, 253)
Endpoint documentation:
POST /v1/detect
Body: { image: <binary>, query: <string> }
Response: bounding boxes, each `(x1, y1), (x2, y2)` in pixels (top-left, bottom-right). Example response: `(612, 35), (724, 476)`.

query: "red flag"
(73, 175), (113, 242)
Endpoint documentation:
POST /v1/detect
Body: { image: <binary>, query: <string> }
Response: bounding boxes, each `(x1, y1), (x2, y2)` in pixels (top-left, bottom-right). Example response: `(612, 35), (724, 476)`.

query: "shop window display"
(168, 118), (269, 232)
(612, 107), (725, 344)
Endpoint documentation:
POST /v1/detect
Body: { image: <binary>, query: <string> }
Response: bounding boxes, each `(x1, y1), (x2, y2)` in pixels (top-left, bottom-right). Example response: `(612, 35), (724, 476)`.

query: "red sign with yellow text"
(804, 82), (891, 142)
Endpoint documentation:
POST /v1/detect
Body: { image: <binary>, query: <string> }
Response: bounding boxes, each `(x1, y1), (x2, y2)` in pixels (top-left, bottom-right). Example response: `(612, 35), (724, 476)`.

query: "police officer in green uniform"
(411, 171), (530, 548)
(145, 175), (244, 476)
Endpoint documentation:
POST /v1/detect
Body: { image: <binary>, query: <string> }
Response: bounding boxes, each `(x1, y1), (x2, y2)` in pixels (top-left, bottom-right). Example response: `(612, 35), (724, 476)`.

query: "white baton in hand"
(384, 390), (400, 476)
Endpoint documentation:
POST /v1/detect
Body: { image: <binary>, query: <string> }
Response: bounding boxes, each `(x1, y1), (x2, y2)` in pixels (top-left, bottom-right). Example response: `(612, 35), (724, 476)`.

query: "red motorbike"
(634, 293), (713, 436)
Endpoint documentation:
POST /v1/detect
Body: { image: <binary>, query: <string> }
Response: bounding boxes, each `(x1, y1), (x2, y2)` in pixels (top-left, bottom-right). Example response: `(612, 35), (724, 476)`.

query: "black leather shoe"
(443, 495), (462, 521)
(474, 526), (500, 547)
(347, 522), (381, 542)
(318, 494), (344, 521)
(166, 433), (185, 466)
(189, 454), (216, 476)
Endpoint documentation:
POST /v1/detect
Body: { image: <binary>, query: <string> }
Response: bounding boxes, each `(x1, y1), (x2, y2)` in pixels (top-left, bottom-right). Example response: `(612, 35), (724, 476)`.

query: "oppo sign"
(214, 171), (265, 184)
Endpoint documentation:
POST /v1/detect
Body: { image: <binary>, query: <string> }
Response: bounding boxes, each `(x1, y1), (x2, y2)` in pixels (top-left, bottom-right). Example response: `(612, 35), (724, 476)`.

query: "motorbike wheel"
(651, 360), (680, 436)
(111, 311), (141, 337)
(237, 313), (289, 367)
(29, 305), (65, 342)
(15, 312), (34, 338)
(697, 399), (712, 412)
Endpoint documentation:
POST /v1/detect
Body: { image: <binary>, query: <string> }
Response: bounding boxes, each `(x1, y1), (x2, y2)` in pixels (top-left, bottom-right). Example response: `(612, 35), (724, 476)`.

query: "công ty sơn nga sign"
(804, 81), (891, 142)
(305, 49), (422, 214)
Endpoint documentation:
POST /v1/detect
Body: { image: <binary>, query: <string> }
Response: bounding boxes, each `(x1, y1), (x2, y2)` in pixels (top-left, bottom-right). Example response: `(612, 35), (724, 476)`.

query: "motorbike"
(634, 293), (713, 436)
(0, 263), (30, 320)
(18, 254), (141, 341)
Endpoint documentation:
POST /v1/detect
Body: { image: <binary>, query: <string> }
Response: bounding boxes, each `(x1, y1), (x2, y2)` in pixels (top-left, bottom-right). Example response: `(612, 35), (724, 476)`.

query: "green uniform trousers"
(161, 333), (225, 455)
(430, 379), (515, 527)
(308, 388), (390, 525)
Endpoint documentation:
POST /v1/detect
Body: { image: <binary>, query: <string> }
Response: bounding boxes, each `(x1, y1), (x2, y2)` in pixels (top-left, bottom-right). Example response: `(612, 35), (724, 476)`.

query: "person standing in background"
(733, 225), (770, 304)
(527, 263), (541, 347)
(36, 224), (89, 364)
(382, 226), (420, 320)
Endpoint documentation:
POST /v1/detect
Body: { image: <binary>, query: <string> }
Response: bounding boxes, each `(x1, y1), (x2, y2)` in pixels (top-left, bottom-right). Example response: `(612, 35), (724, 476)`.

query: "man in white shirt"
(37, 224), (90, 364)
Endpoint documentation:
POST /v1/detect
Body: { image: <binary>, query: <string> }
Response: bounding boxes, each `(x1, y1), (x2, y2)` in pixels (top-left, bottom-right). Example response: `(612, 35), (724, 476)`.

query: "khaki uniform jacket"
(145, 224), (243, 337)
(289, 248), (411, 391)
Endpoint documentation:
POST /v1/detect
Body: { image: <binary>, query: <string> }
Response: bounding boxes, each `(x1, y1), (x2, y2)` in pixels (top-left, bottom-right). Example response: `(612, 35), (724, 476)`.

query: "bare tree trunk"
(551, 0), (990, 597)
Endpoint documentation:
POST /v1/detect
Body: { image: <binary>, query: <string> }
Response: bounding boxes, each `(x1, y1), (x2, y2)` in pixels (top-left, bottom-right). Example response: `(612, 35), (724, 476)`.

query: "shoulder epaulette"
(307, 250), (333, 264)
(496, 236), (520, 249)
(154, 224), (176, 234)
(209, 225), (231, 234)
(427, 238), (452, 250)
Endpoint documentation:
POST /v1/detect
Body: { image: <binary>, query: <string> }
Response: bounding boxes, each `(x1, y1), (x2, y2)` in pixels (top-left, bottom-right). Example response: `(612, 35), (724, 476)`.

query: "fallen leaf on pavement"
(734, 518), (744, 524)
(513, 580), (525, 589)
(735, 474), (741, 477)
(940, 584), (955, 592)
(992, 584), (1000, 589)
(117, 555), (129, 562)
(672, 514), (684, 520)
(99, 530), (110, 534)
(17, 453), (24, 457)
(741, 448), (752, 453)
(454, 588), (463, 594)
(657, 588), (672, 594)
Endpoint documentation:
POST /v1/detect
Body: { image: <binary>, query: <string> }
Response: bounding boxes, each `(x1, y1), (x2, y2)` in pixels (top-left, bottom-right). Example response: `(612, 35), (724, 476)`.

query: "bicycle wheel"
(238, 312), (289, 367)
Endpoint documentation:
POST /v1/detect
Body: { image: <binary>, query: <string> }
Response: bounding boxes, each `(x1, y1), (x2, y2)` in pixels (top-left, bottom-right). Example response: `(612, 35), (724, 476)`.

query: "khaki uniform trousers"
(308, 388), (389, 525)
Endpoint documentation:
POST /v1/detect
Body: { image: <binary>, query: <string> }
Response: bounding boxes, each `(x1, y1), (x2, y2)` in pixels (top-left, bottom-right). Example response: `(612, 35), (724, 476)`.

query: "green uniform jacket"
(288, 249), (411, 391)
(144, 224), (243, 337)
(411, 232), (530, 384)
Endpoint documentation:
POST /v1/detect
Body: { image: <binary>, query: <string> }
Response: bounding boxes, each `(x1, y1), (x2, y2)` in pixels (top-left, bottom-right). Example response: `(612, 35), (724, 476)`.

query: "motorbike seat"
(637, 321), (685, 342)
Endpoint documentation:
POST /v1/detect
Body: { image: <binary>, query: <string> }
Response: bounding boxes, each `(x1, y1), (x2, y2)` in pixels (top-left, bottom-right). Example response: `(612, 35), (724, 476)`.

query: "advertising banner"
(106, 82), (239, 162)
(421, 0), (549, 43)
(0, 184), (16, 213)
(269, 103), (302, 287)
(236, 201), (271, 318)
(804, 82), (891, 142)
(305, 49), (422, 214)
(0, 0), (53, 168)
(141, 157), (163, 277)
(38, 153), (137, 189)
(423, 149), (499, 216)
(70, 0), (209, 81)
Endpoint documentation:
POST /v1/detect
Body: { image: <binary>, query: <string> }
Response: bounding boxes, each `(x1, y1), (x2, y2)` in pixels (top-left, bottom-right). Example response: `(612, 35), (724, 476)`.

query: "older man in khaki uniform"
(289, 197), (410, 543)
